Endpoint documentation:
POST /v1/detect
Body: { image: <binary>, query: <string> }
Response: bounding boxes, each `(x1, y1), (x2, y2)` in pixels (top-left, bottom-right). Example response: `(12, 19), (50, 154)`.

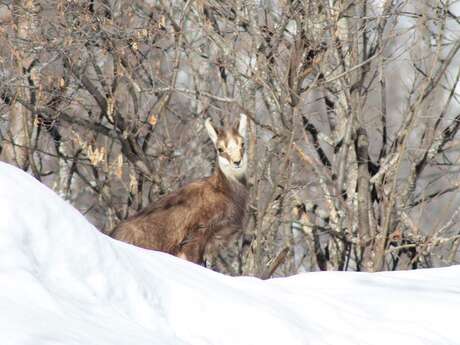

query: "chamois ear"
(205, 118), (218, 145)
(237, 113), (248, 138)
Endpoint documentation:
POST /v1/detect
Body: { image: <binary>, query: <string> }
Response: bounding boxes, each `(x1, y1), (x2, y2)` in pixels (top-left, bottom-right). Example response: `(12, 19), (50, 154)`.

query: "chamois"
(110, 114), (249, 265)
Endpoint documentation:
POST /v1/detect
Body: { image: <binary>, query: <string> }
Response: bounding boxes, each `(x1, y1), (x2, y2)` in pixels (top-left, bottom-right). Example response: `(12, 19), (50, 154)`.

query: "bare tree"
(1, 0), (460, 277)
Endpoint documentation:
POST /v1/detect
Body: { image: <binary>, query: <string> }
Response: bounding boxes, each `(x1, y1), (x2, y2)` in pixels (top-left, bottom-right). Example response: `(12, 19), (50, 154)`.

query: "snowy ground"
(0, 161), (459, 345)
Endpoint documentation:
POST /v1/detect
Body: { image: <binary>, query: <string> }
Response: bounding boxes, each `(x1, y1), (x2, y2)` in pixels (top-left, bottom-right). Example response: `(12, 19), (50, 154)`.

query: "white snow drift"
(0, 162), (459, 345)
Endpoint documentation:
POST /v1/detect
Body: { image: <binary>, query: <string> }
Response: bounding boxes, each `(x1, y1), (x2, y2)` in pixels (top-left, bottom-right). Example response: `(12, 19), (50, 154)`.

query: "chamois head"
(205, 114), (248, 182)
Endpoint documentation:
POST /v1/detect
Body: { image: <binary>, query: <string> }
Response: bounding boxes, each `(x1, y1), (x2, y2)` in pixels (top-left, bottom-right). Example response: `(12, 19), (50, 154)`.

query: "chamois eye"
(218, 148), (224, 153)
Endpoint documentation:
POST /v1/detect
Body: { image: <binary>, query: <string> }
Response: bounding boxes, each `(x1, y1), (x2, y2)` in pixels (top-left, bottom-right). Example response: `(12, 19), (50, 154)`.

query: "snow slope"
(0, 161), (459, 345)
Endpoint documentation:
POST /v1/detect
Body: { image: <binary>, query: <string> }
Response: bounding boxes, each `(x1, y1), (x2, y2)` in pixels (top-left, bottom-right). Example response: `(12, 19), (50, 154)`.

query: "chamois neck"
(215, 166), (247, 188)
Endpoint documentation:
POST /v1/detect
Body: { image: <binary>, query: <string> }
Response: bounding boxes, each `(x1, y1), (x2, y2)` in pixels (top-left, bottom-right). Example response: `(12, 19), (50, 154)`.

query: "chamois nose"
(234, 160), (241, 167)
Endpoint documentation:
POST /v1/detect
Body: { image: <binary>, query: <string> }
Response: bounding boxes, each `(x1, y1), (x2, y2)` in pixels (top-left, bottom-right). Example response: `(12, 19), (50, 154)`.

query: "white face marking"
(228, 139), (238, 152)
(218, 141), (247, 182)
(204, 114), (248, 182)
(226, 138), (242, 166)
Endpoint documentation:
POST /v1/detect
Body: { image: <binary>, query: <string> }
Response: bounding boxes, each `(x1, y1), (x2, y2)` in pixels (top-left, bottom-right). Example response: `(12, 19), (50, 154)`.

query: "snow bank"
(0, 162), (459, 345)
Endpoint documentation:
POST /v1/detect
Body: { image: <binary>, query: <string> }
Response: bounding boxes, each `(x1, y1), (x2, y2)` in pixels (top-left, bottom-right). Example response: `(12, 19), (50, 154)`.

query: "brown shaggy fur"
(110, 117), (248, 265)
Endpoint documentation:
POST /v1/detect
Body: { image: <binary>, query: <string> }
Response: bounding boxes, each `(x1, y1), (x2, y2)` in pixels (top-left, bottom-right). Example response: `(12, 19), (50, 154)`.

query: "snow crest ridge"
(0, 162), (459, 345)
